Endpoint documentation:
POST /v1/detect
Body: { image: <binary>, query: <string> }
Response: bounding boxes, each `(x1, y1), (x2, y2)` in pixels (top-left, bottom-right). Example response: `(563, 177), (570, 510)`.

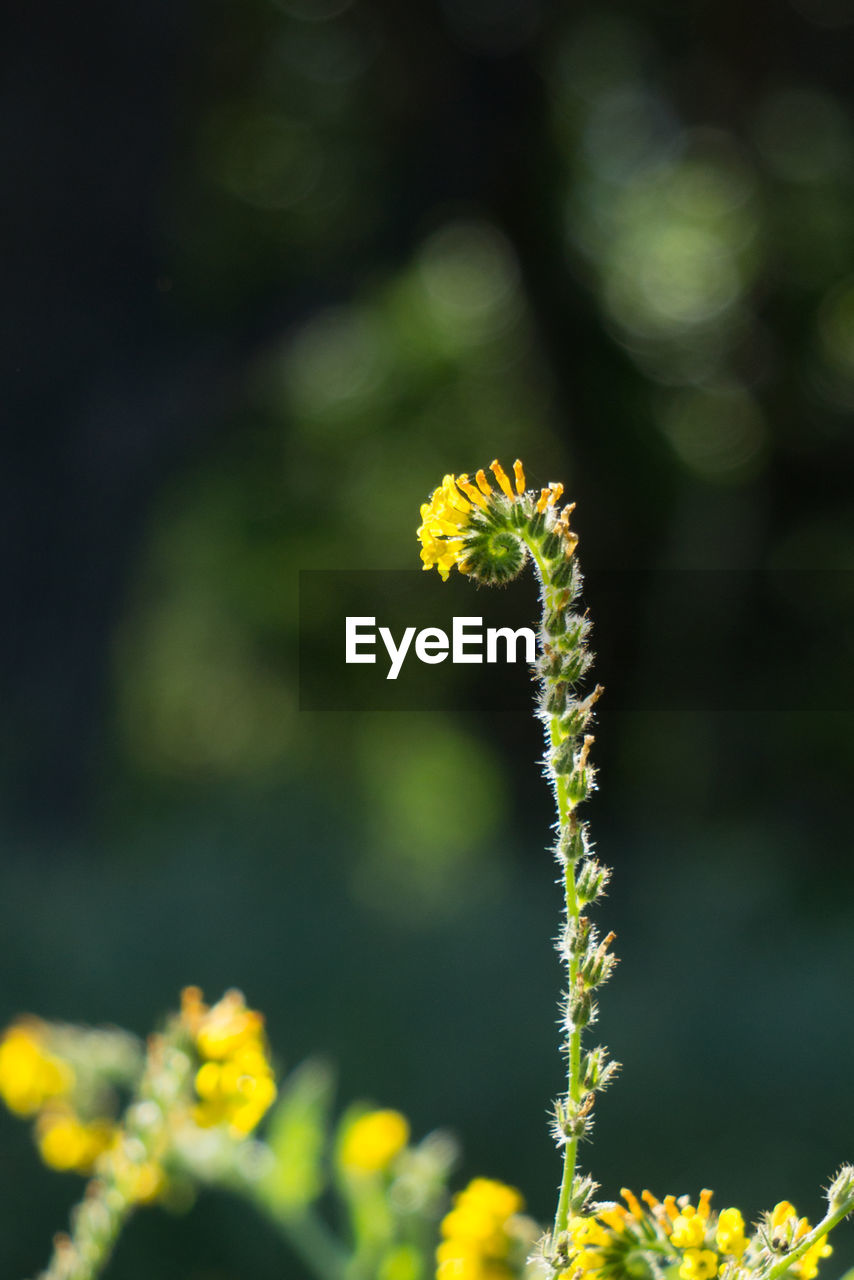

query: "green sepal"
(552, 558), (576, 588)
(552, 737), (576, 775)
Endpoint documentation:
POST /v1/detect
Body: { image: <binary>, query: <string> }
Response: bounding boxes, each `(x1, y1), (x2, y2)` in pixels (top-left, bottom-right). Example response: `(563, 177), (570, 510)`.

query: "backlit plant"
(1, 459), (852, 1280)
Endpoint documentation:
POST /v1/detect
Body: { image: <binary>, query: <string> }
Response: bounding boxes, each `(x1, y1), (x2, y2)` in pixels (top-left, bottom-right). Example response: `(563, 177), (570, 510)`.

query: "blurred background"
(2, 0), (854, 1275)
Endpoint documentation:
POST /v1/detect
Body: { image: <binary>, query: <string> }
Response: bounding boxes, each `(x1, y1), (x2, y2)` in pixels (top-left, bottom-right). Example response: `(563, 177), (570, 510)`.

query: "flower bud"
(552, 738), (576, 776)
(566, 917), (590, 959)
(566, 767), (591, 807)
(577, 859), (609, 905)
(569, 1175), (599, 1214)
(827, 1166), (854, 1210)
(556, 825), (586, 865)
(544, 682), (569, 715)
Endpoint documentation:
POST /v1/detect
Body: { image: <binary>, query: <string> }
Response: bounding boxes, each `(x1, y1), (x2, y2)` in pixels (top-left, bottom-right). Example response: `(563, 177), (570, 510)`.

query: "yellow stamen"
(621, 1188), (644, 1220)
(642, 1190), (661, 1211)
(699, 1190), (713, 1222)
(513, 458), (526, 495)
(536, 488), (552, 513)
(490, 459), (514, 501)
(475, 469), (492, 496)
(663, 1196), (679, 1221)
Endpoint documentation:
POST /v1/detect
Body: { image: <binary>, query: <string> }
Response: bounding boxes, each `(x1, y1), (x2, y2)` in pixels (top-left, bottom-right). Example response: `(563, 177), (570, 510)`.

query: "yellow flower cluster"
(558, 1216), (612, 1276)
(0, 1022), (74, 1116)
(339, 1109), (410, 1174)
(0, 1020), (117, 1176)
(181, 987), (277, 1137)
(436, 1177), (525, 1280)
(417, 459), (525, 580)
(769, 1202), (832, 1280)
(556, 1189), (833, 1280)
(560, 1190), (751, 1280)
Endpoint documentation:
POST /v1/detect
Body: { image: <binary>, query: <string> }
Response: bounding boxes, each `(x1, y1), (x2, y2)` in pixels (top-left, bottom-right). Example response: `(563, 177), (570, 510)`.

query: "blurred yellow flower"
(339, 1108), (410, 1174)
(183, 987), (277, 1137)
(437, 1177), (524, 1280)
(36, 1107), (114, 1174)
(0, 1023), (74, 1117)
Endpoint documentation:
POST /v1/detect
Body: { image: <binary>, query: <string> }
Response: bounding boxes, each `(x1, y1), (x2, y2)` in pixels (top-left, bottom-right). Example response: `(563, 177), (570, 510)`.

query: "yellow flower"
(183, 986), (265, 1060)
(771, 1201), (801, 1236)
(339, 1108), (410, 1174)
(672, 1206), (708, 1250)
(417, 461), (525, 581)
(193, 1044), (277, 1136)
(417, 473), (476, 581)
(0, 1022), (74, 1116)
(184, 988), (277, 1137)
(679, 1249), (718, 1280)
(715, 1208), (747, 1259)
(437, 1177), (524, 1280)
(563, 1214), (612, 1275)
(36, 1106), (114, 1174)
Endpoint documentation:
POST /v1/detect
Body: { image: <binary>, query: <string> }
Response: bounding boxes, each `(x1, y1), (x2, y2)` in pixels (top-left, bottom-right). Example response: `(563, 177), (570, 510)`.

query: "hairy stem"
(525, 532), (606, 1241)
(552, 743), (581, 1236)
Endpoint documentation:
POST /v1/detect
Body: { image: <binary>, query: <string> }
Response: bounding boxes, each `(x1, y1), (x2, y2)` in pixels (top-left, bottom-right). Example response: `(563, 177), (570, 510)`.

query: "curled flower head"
(0, 1022), (74, 1117)
(417, 459), (578, 586)
(181, 987), (277, 1138)
(339, 1108), (410, 1175)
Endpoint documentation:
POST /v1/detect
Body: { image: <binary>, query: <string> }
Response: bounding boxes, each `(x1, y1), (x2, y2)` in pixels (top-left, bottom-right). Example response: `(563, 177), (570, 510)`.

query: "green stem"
(552, 740), (581, 1237)
(33, 1195), (129, 1280)
(268, 1206), (350, 1280)
(527, 535), (584, 1237)
(32, 1034), (193, 1280)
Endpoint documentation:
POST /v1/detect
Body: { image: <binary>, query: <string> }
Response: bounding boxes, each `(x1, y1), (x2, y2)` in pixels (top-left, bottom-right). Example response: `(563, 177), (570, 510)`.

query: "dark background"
(3, 0), (854, 1276)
